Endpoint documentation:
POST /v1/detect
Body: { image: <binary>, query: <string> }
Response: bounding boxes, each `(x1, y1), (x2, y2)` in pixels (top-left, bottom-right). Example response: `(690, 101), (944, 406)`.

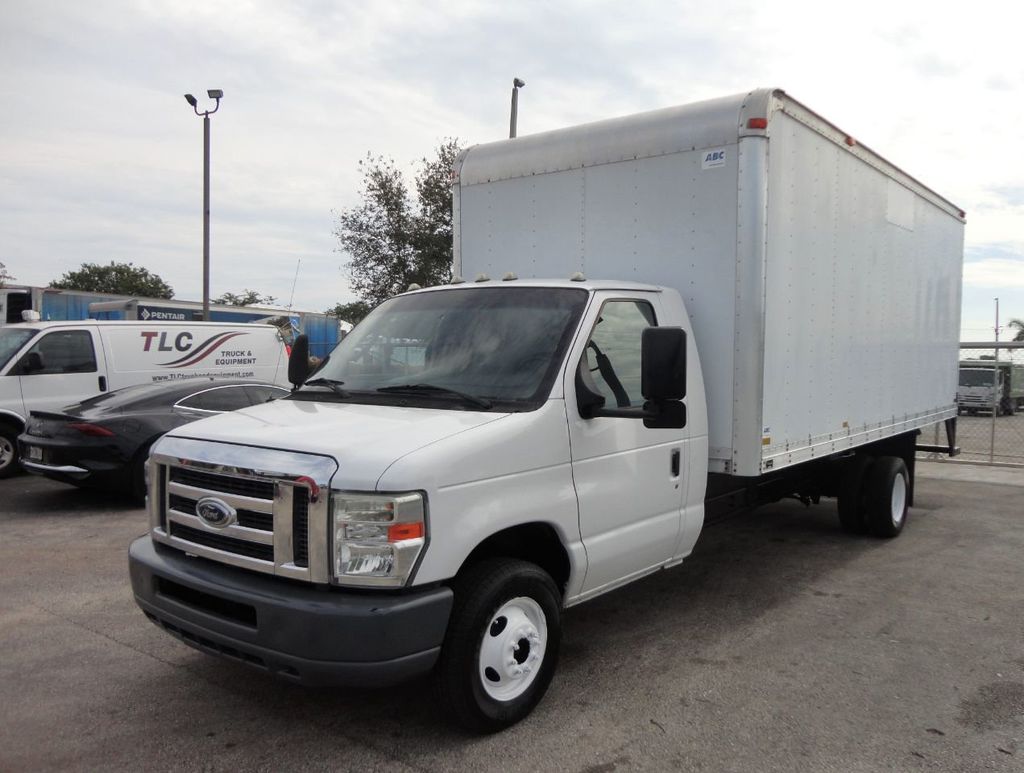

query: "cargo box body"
(454, 88), (964, 477)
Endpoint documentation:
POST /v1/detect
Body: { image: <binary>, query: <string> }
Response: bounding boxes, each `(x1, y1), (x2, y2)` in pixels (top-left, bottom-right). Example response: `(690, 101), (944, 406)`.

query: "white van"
(0, 320), (288, 476)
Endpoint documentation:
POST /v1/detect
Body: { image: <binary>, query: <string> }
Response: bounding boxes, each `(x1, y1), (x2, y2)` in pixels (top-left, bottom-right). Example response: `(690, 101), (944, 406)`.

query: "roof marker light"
(502, 272), (518, 281)
(407, 283), (422, 291)
(845, 136), (857, 147)
(474, 274), (490, 282)
(747, 118), (768, 130)
(570, 272), (586, 282)
(451, 275), (465, 284)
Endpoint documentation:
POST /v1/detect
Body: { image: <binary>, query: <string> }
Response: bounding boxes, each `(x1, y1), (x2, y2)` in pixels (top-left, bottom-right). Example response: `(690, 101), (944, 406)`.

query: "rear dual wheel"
(0, 425), (19, 479)
(837, 455), (909, 538)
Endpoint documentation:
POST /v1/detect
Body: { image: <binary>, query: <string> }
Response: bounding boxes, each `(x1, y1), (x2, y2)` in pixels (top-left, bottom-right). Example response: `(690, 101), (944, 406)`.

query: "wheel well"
(0, 414), (24, 437)
(457, 523), (571, 597)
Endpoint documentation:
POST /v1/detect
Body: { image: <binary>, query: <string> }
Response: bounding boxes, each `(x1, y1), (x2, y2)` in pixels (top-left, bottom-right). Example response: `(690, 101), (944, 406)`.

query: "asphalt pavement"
(0, 467), (1022, 772)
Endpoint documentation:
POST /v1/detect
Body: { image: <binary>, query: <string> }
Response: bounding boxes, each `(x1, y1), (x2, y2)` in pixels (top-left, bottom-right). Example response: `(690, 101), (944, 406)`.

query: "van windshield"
(0, 328), (38, 371)
(959, 369), (997, 387)
(298, 286), (589, 411)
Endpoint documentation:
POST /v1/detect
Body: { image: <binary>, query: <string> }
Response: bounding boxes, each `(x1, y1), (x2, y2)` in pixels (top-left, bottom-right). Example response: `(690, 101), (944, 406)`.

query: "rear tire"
(864, 456), (909, 538)
(434, 558), (562, 733)
(0, 425), (19, 479)
(837, 455), (873, 534)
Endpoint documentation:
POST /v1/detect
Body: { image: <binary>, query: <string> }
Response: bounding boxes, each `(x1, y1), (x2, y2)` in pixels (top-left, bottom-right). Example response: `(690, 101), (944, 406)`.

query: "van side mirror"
(641, 327), (686, 401)
(288, 334), (310, 389)
(18, 352), (44, 375)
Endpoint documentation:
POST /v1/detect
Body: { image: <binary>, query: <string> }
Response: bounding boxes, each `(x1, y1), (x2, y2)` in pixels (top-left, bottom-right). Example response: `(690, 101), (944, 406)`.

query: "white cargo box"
(454, 88), (964, 477)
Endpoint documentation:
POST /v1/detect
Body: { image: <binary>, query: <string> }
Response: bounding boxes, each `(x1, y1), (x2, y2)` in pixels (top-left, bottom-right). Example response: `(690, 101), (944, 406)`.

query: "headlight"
(331, 491), (426, 587)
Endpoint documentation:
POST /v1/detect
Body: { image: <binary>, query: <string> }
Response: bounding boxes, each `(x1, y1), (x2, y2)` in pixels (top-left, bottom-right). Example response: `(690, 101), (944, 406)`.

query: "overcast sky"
(1, 0), (1022, 339)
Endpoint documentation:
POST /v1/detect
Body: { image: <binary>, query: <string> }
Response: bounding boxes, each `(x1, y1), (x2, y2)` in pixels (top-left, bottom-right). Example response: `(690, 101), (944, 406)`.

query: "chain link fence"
(918, 342), (1024, 467)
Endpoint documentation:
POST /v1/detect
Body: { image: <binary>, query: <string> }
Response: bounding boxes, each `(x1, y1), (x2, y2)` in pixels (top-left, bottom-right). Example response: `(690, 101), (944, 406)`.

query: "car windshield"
(0, 328), (38, 370)
(959, 369), (997, 387)
(299, 286), (589, 410)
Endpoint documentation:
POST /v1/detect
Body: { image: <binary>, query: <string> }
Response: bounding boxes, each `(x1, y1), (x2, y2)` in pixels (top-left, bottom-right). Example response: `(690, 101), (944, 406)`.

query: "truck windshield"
(0, 328), (38, 371)
(959, 369), (997, 387)
(300, 286), (589, 410)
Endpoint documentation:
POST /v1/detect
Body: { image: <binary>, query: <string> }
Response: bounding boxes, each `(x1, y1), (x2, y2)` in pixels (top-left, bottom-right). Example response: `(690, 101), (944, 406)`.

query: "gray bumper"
(129, 537), (453, 687)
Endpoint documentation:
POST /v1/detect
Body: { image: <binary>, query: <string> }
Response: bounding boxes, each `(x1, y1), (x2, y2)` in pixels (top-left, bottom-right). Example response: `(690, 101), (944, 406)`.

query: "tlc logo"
(140, 331), (194, 352)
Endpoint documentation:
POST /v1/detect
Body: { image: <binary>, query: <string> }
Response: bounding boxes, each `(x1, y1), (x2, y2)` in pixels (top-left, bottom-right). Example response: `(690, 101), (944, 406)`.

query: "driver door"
(566, 294), (687, 596)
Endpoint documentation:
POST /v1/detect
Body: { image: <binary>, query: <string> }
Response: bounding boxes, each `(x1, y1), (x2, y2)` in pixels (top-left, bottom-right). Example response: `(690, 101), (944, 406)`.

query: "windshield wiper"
(376, 383), (493, 410)
(302, 378), (351, 398)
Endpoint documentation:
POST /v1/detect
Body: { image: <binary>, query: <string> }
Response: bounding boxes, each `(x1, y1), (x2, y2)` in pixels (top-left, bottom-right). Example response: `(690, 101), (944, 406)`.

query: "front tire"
(864, 456), (909, 538)
(0, 425), (19, 479)
(435, 558), (562, 733)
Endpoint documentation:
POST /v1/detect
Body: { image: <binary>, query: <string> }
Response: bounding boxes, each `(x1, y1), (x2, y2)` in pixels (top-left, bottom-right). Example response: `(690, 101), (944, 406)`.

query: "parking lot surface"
(1, 468), (1022, 772)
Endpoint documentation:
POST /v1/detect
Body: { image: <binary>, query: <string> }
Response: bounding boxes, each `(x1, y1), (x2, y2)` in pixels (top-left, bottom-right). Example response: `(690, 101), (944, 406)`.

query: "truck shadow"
(135, 497), (917, 750)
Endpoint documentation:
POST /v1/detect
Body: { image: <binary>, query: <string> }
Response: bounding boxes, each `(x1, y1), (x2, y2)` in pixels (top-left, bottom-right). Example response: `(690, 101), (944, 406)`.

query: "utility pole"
(509, 78), (525, 139)
(184, 89), (224, 320)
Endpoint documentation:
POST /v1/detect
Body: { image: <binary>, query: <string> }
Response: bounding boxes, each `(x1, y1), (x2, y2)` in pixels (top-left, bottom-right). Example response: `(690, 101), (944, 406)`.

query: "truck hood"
(167, 399), (510, 489)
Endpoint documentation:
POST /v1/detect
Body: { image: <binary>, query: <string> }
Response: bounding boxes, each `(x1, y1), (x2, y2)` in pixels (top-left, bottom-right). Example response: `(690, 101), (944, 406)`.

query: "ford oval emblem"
(195, 497), (236, 528)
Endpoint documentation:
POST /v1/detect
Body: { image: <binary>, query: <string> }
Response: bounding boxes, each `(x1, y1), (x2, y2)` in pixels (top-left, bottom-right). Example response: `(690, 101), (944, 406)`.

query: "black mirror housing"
(641, 327), (686, 401)
(288, 334), (311, 389)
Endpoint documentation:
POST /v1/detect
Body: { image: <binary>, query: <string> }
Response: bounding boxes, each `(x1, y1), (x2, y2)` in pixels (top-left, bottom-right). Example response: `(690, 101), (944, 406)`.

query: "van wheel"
(0, 425), (19, 478)
(435, 558), (561, 733)
(864, 457), (909, 538)
(837, 455), (872, 534)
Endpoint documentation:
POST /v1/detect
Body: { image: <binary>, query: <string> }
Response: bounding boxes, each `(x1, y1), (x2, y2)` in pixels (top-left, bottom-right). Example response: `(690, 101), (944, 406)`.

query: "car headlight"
(331, 491), (426, 587)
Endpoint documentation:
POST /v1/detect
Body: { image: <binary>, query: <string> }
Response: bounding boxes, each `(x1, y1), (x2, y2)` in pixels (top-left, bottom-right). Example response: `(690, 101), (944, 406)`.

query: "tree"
(215, 290), (278, 306)
(334, 139), (462, 307)
(0, 262), (13, 288)
(1008, 318), (1024, 342)
(326, 300), (372, 325)
(50, 261), (173, 298)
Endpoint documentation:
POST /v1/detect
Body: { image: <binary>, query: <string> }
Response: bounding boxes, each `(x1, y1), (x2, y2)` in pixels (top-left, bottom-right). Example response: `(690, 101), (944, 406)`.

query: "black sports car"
(18, 379), (288, 500)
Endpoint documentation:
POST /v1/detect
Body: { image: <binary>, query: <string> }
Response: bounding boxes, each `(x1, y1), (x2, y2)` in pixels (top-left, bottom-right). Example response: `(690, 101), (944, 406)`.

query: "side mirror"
(288, 334), (310, 389)
(18, 352), (44, 375)
(641, 327), (686, 402)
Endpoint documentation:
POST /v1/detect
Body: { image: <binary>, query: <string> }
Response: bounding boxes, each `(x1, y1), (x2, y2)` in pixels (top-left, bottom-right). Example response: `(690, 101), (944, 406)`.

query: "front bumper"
(129, 537), (454, 687)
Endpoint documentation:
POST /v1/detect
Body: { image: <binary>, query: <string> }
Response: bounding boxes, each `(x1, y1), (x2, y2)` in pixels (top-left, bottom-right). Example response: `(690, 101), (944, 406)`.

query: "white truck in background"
(129, 88), (964, 732)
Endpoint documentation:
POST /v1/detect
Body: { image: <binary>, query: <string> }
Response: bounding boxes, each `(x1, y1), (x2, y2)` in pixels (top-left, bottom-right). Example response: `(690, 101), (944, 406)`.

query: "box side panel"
(459, 148), (741, 463)
(759, 112), (963, 470)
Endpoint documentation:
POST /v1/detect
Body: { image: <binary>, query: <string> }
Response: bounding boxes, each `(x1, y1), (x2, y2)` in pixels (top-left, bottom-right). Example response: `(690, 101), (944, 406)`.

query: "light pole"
(509, 78), (525, 138)
(184, 89), (223, 321)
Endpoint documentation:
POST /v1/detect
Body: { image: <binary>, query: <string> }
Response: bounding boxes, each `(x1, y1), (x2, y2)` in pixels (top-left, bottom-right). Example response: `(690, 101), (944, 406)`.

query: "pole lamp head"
(207, 89), (224, 100)
(184, 93), (198, 107)
(513, 78), (525, 89)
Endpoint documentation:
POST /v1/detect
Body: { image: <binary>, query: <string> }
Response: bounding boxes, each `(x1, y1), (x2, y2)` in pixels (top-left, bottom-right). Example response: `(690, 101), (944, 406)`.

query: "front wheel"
(0, 425), (19, 479)
(435, 558), (562, 733)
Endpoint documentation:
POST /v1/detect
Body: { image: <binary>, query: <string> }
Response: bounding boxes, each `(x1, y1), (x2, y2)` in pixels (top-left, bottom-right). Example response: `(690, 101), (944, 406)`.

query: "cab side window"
(17, 330), (97, 375)
(581, 301), (656, 408)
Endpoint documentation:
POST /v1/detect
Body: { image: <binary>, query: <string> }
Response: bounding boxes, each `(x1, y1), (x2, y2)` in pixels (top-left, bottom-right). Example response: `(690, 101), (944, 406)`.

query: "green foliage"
(0, 262), (13, 288)
(334, 139), (462, 307)
(326, 300), (372, 325)
(50, 261), (173, 298)
(1008, 318), (1024, 342)
(215, 289), (278, 306)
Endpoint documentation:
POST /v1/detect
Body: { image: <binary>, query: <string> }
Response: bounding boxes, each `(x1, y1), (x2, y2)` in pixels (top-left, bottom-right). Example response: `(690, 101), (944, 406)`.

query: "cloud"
(963, 258), (1024, 289)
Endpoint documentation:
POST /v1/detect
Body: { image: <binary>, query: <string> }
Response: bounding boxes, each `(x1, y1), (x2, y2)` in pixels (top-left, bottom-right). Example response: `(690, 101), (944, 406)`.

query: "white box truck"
(0, 320), (289, 476)
(128, 88), (964, 732)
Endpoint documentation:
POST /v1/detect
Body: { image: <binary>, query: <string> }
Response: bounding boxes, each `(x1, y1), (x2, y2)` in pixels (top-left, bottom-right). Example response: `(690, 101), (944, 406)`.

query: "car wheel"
(0, 425), (19, 479)
(864, 456), (909, 538)
(434, 558), (562, 733)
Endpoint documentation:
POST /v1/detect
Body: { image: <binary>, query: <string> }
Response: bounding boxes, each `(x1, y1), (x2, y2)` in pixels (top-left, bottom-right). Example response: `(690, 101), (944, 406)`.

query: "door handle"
(98, 376), (107, 392)
(671, 448), (680, 477)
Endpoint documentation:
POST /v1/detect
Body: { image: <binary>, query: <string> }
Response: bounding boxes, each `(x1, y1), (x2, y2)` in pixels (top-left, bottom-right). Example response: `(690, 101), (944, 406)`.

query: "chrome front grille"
(149, 436), (337, 584)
